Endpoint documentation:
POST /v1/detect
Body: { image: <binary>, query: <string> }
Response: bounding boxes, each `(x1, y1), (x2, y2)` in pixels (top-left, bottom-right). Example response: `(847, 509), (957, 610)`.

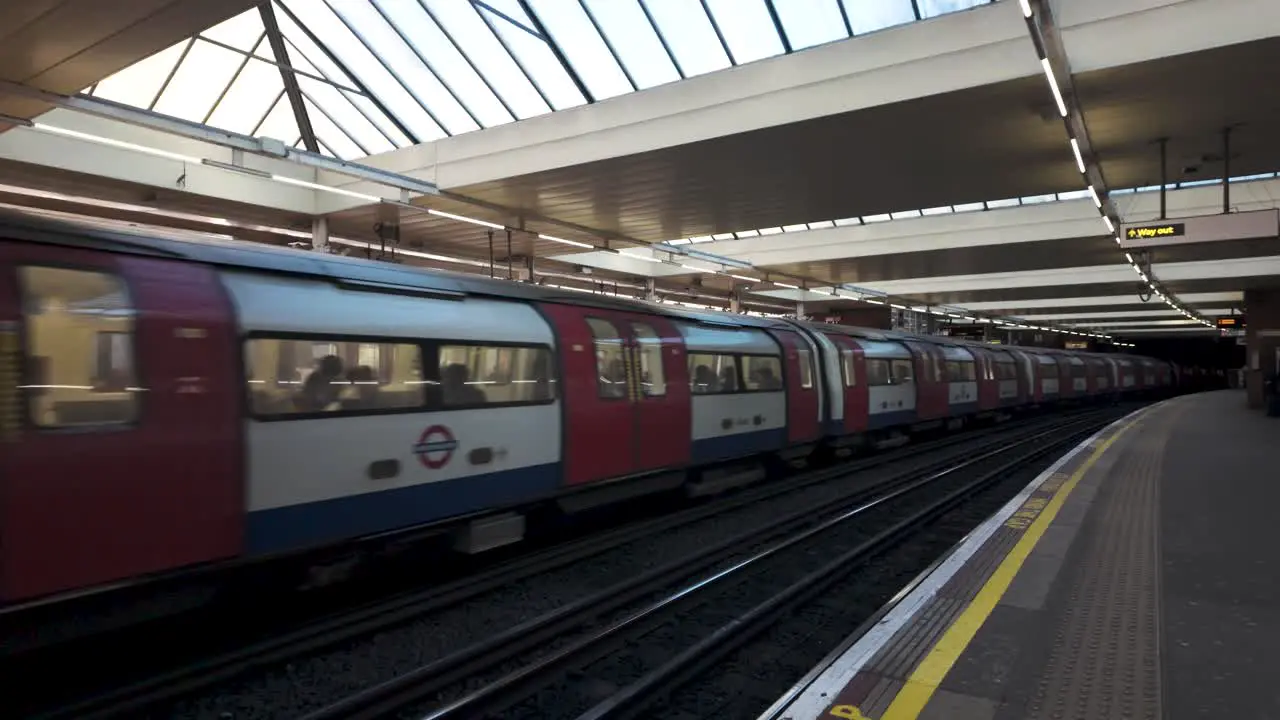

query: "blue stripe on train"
(867, 409), (918, 430)
(246, 463), (562, 556)
(691, 428), (787, 464)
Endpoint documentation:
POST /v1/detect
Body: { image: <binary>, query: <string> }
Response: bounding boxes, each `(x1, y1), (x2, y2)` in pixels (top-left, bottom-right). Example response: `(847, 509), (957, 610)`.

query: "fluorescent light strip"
(1087, 185), (1102, 208)
(538, 233), (594, 250)
(1102, 215), (1114, 233)
(728, 274), (760, 282)
(1019, 0), (1032, 17)
(427, 208), (504, 230)
(1070, 138), (1085, 174)
(773, 282), (799, 290)
(33, 122), (201, 164)
(1040, 58), (1068, 118)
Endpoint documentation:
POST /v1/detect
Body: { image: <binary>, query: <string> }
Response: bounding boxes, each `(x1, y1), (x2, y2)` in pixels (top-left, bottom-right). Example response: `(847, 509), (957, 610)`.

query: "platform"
(766, 390), (1278, 720)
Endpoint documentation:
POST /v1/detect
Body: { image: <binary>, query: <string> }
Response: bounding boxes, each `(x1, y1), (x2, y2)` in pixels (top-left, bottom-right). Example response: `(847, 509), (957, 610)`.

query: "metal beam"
(259, 0), (318, 154)
(0, 80), (439, 196)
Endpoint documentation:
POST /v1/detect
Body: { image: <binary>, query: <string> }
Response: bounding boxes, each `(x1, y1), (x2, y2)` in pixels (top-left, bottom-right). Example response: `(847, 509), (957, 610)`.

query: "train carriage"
(0, 207), (1190, 611)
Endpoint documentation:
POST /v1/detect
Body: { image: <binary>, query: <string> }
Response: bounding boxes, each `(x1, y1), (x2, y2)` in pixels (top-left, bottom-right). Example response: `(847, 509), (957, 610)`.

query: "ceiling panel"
(0, 0), (257, 128)
(450, 74), (1080, 243)
(1077, 37), (1280, 193)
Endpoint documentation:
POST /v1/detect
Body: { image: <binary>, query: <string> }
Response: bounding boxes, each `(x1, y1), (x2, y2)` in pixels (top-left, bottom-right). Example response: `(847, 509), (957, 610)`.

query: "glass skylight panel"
(200, 9), (264, 51)
(92, 41), (188, 109)
(422, 0), (550, 119)
(332, 1), (480, 135)
(703, 0), (785, 64)
(774, 0), (850, 50)
(256, 92), (301, 145)
(283, 0), (446, 140)
(580, 0), (680, 88)
(478, 0), (587, 110)
(302, 98), (366, 158)
(290, 52), (398, 155)
(527, 0), (634, 100)
(841, 0), (916, 34)
(642, 0), (732, 77)
(273, 14), (412, 146)
(917, 0), (989, 19)
(204, 57), (282, 134)
(153, 40), (246, 122)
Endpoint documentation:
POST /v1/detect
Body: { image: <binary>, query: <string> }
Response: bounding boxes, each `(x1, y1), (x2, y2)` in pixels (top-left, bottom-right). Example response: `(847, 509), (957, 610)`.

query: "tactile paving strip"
(1022, 405), (1184, 720)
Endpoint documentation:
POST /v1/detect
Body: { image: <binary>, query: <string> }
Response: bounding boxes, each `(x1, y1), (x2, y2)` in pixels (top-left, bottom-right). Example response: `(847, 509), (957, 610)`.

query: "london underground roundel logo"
(414, 424), (458, 469)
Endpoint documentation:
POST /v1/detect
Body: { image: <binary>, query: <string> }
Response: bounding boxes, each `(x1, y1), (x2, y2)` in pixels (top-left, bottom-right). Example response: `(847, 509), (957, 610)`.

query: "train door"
(0, 244), (243, 602)
(970, 347), (999, 410)
(771, 328), (820, 443)
(827, 334), (867, 433)
(903, 341), (947, 420)
(539, 305), (690, 486)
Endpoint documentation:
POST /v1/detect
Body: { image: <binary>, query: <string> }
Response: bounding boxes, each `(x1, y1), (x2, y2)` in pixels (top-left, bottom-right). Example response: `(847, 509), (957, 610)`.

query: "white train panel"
(1042, 377), (1060, 395)
(949, 381), (978, 405)
(998, 379), (1018, 399)
(677, 322), (780, 355)
(868, 384), (916, 415)
(245, 405), (561, 512)
(1073, 377), (1087, 392)
(690, 392), (787, 441)
(222, 270), (556, 345)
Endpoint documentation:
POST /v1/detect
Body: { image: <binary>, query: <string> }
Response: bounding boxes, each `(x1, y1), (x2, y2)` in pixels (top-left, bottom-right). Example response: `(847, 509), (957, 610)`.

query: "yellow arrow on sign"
(1127, 228), (1137, 238)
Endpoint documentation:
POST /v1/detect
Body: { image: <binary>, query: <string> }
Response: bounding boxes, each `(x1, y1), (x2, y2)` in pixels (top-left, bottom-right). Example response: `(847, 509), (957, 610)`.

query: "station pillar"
(311, 216), (329, 252)
(1243, 288), (1280, 409)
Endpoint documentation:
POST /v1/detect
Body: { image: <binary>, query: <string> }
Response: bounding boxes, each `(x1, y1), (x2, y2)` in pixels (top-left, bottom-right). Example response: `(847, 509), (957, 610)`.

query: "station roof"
(2, 0), (1278, 340)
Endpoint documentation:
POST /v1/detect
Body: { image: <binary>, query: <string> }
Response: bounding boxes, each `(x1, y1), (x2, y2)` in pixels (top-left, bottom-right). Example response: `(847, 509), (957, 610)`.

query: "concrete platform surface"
(766, 390), (1279, 720)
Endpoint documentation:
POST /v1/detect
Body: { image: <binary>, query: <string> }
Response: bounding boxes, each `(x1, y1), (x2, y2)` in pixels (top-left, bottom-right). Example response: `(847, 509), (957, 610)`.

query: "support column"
(645, 278), (657, 303)
(796, 301), (806, 319)
(729, 289), (742, 314)
(311, 216), (328, 252)
(525, 255), (536, 284)
(1243, 288), (1280, 410)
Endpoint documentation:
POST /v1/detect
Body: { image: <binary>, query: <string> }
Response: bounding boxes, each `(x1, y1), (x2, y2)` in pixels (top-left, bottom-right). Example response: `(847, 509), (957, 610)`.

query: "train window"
(587, 318), (628, 400)
(865, 359), (891, 386)
(891, 359), (914, 384)
(245, 337), (425, 416)
(689, 353), (739, 394)
(796, 348), (814, 389)
(841, 349), (857, 387)
(945, 361), (976, 382)
(631, 323), (666, 397)
(741, 355), (783, 391)
(437, 345), (554, 406)
(18, 266), (139, 428)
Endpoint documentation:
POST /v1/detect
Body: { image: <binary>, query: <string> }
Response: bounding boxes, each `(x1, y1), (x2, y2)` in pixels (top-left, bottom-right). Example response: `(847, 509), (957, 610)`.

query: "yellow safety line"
(878, 413), (1146, 719)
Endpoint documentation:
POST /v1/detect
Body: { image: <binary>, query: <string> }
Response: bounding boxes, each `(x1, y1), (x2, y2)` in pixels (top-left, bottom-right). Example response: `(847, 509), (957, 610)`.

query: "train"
(0, 209), (1185, 610)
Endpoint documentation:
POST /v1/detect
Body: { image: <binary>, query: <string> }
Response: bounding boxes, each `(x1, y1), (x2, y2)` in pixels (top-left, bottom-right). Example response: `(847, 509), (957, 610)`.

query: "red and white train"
(0, 210), (1179, 608)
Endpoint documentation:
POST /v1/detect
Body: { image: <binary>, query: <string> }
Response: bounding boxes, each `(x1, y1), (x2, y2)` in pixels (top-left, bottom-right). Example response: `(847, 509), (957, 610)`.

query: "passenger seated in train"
(752, 366), (781, 390)
(692, 364), (718, 394)
(719, 365), (737, 392)
(600, 358), (627, 398)
(340, 365), (379, 410)
(297, 355), (345, 412)
(442, 363), (486, 406)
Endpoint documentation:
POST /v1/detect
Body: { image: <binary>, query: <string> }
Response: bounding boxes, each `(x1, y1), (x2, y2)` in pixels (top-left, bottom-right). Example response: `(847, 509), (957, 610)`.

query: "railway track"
(22, 406), (1129, 719)
(295, 411), (1115, 720)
